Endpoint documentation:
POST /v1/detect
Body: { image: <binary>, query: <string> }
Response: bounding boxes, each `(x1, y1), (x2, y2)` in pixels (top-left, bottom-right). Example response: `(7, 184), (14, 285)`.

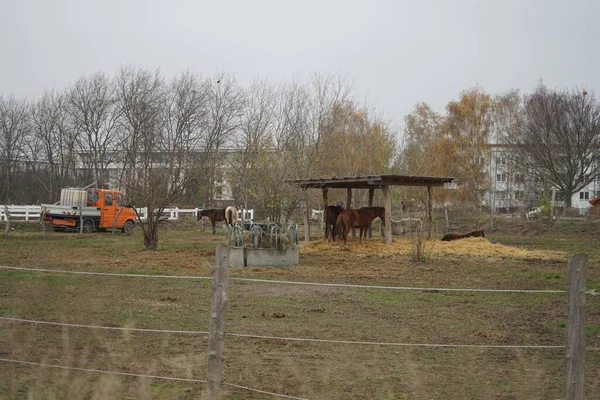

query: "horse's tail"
(224, 206), (237, 226)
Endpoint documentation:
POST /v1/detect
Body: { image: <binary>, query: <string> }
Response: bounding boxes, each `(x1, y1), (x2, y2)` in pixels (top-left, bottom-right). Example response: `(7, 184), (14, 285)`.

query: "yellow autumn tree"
(439, 86), (493, 206)
(315, 100), (396, 177)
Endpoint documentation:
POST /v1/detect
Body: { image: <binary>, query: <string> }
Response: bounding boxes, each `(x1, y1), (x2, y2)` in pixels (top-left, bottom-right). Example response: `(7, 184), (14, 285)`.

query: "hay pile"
(301, 237), (566, 261)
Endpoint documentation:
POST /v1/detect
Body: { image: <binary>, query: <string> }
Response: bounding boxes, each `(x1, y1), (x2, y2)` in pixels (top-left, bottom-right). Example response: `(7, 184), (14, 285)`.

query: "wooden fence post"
(40, 210), (47, 239)
(444, 207), (449, 232)
(565, 253), (587, 400)
(204, 244), (230, 400)
(3, 205), (11, 238)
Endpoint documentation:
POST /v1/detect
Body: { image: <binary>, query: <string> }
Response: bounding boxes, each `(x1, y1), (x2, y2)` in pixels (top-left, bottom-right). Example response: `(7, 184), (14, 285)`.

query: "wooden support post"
(368, 188), (374, 238)
(204, 245), (230, 400)
(427, 186), (433, 239)
(347, 188), (355, 238)
(346, 188), (352, 209)
(382, 185), (392, 244)
(565, 254), (587, 400)
(303, 195), (310, 242)
(322, 188), (328, 237)
(3, 205), (11, 238)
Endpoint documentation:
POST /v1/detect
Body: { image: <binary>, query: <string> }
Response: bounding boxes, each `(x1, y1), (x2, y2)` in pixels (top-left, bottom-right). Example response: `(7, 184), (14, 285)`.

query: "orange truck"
(41, 188), (136, 233)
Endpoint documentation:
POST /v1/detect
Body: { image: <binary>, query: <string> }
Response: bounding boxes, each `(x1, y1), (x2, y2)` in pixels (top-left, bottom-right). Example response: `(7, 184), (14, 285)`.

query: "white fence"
(0, 205), (41, 221)
(0, 205), (254, 222)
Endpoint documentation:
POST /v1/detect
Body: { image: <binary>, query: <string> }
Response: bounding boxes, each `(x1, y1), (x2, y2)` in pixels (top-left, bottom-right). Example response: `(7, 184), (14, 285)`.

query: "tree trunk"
(144, 228), (159, 249)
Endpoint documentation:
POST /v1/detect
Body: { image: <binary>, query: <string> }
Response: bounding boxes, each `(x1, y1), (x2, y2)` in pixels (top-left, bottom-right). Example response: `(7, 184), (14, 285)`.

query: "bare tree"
(506, 85), (600, 207)
(196, 72), (243, 206)
(0, 95), (30, 203)
(228, 79), (276, 214)
(114, 66), (168, 249)
(30, 90), (77, 200)
(163, 71), (210, 204)
(115, 67), (219, 249)
(68, 72), (120, 187)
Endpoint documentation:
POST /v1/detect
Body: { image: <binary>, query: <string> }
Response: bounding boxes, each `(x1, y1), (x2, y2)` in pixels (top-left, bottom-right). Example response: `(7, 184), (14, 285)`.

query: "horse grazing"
(323, 205), (344, 241)
(441, 230), (485, 242)
(336, 207), (386, 246)
(197, 209), (226, 234)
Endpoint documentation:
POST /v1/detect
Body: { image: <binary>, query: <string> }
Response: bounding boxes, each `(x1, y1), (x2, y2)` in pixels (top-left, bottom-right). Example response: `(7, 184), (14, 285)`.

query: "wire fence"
(0, 260), (596, 399)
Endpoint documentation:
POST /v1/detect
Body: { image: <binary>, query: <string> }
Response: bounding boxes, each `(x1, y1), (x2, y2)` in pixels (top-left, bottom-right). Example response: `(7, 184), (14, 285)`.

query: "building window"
(580, 192), (589, 200)
(496, 156), (507, 165)
(514, 173), (525, 184)
(514, 191), (525, 200)
(496, 173), (507, 182)
(496, 191), (507, 199)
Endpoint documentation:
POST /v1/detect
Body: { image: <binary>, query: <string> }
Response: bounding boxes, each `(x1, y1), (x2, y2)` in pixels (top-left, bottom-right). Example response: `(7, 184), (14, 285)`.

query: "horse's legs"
(211, 219), (216, 234)
(343, 225), (350, 246)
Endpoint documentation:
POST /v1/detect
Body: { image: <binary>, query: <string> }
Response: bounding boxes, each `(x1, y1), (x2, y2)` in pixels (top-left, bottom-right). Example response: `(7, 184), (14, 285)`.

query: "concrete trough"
(229, 247), (299, 267)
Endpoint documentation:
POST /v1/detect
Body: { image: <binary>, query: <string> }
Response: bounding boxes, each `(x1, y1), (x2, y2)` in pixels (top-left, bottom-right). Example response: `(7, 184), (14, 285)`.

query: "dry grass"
(0, 224), (599, 399)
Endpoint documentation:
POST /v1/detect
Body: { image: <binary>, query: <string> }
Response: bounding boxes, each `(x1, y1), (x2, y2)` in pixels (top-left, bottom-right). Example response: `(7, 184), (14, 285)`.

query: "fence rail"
(0, 205), (254, 222)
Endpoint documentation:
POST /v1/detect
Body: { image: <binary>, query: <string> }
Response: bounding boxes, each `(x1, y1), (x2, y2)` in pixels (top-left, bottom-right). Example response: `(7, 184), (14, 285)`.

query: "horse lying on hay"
(336, 207), (386, 246)
(197, 207), (238, 234)
(323, 205), (344, 241)
(441, 230), (485, 241)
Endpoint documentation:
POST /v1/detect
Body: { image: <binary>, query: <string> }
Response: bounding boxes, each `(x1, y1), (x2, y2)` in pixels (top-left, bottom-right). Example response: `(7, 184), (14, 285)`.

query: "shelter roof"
(287, 174), (455, 190)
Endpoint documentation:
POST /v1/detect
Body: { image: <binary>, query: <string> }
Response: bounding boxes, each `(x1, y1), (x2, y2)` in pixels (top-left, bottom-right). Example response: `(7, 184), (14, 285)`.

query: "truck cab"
(91, 189), (136, 232)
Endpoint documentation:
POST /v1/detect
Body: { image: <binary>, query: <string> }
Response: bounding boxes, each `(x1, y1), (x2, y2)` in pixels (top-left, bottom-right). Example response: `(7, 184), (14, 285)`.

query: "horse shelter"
(287, 174), (455, 244)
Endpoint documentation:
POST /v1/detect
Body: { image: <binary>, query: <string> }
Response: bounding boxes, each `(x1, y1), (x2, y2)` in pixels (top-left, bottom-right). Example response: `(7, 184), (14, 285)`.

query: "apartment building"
(485, 145), (599, 214)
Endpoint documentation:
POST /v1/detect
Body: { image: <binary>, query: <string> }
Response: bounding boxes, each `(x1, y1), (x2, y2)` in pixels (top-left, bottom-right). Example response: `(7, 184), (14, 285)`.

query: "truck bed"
(41, 204), (102, 218)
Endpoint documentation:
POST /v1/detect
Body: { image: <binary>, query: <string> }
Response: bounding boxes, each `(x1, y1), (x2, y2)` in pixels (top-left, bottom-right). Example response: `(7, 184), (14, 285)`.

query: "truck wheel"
(82, 219), (94, 233)
(122, 220), (134, 234)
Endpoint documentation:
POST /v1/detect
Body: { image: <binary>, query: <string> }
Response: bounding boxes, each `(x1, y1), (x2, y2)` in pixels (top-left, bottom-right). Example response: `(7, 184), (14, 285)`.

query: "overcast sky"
(1, 0), (597, 130)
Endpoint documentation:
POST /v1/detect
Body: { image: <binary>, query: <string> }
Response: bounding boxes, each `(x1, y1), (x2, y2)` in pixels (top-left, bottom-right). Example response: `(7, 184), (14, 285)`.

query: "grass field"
(1, 219), (599, 399)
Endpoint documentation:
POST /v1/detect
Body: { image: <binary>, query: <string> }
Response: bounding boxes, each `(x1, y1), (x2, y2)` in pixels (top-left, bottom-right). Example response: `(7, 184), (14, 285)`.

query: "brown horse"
(441, 230), (485, 241)
(323, 205), (344, 241)
(197, 209), (226, 234)
(336, 207), (386, 246)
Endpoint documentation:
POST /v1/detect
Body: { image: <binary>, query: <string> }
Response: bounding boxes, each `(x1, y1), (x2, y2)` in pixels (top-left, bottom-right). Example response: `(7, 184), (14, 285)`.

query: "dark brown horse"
(323, 205), (344, 241)
(197, 209), (226, 234)
(441, 230), (485, 241)
(336, 207), (386, 246)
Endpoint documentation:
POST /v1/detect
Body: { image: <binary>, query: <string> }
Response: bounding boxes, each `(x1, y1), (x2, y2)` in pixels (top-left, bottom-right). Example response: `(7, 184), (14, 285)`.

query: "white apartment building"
(485, 144), (599, 214)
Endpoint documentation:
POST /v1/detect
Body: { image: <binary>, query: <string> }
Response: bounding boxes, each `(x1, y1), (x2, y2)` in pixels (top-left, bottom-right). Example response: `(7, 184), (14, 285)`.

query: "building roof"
(287, 174), (455, 190)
